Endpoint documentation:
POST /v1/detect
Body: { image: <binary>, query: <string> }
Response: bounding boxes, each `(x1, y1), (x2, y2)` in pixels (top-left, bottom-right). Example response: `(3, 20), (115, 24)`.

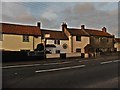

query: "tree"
(35, 43), (44, 51)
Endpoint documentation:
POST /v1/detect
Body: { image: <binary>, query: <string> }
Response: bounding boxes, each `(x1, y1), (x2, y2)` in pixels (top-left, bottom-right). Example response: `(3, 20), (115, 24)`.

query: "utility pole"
(44, 38), (46, 59)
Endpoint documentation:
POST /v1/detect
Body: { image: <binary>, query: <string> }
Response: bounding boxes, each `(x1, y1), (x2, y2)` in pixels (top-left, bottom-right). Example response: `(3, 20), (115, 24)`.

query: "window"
(44, 33), (50, 38)
(54, 40), (60, 44)
(56, 50), (60, 53)
(107, 38), (112, 43)
(23, 35), (29, 42)
(63, 43), (68, 49)
(76, 36), (81, 41)
(106, 38), (109, 42)
(101, 37), (109, 43)
(95, 37), (100, 42)
(76, 48), (81, 52)
(0, 33), (3, 41)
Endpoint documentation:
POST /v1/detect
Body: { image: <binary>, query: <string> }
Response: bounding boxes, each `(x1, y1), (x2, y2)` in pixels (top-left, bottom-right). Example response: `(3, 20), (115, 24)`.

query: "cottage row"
(0, 22), (119, 58)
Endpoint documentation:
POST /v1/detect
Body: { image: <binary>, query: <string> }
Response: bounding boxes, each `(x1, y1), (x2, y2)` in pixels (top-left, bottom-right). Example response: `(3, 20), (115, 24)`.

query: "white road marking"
(100, 61), (113, 65)
(35, 65), (86, 73)
(2, 59), (119, 69)
(61, 62), (70, 64)
(42, 62), (70, 65)
(2, 64), (42, 69)
(42, 63), (59, 65)
(113, 60), (120, 63)
(100, 59), (120, 65)
(2, 61), (71, 69)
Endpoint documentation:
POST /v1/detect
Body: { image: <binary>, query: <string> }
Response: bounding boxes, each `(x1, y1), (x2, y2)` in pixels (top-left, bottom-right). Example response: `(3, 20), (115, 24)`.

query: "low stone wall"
(66, 53), (81, 58)
(46, 53), (81, 59)
(46, 54), (60, 59)
(84, 53), (89, 58)
(46, 53), (91, 59)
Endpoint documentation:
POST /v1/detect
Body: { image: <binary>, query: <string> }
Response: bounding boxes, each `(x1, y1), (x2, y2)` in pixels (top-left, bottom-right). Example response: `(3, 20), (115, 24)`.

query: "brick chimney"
(81, 25), (85, 29)
(62, 22), (67, 31)
(37, 22), (41, 28)
(102, 27), (107, 32)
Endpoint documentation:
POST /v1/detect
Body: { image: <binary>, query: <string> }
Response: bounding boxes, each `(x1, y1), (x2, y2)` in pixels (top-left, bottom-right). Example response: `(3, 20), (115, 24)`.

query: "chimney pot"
(81, 25), (85, 29)
(62, 22), (67, 31)
(102, 27), (107, 32)
(37, 22), (41, 28)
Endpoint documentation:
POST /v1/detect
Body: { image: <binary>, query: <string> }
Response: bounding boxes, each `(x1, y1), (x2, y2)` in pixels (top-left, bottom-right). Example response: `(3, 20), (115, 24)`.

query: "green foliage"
(35, 44), (44, 51)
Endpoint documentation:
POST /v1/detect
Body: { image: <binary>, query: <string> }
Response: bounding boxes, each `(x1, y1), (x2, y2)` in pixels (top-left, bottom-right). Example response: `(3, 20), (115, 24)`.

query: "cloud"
(2, 0), (120, 2)
(41, 10), (58, 21)
(73, 3), (96, 14)
(38, 2), (118, 36)
(58, 3), (118, 36)
(1, 2), (118, 37)
(2, 2), (37, 23)
(0, 3), (2, 22)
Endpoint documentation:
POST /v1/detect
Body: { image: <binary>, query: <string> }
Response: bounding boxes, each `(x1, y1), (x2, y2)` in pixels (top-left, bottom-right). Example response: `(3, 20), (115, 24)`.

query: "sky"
(1, 1), (119, 37)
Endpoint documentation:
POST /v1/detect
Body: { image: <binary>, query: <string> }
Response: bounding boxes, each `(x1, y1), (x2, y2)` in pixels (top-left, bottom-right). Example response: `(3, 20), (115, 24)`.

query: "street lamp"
(44, 34), (50, 59)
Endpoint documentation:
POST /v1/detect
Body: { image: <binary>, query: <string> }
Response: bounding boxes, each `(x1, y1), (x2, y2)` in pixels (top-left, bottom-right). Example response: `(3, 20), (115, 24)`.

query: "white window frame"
(23, 35), (29, 42)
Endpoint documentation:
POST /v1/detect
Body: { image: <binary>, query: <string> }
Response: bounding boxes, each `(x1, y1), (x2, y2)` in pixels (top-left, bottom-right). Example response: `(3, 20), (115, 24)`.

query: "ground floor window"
(76, 48), (81, 53)
(76, 36), (81, 41)
(56, 50), (60, 53)
(114, 48), (117, 52)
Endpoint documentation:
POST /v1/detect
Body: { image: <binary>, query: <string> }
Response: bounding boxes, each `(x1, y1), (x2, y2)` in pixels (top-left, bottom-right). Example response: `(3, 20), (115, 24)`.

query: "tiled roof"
(85, 29), (113, 37)
(67, 28), (89, 36)
(67, 28), (113, 37)
(41, 29), (68, 40)
(0, 23), (41, 36)
(115, 38), (120, 43)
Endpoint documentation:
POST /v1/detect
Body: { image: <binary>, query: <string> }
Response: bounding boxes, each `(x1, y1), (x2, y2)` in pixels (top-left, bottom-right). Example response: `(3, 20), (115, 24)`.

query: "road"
(2, 56), (120, 88)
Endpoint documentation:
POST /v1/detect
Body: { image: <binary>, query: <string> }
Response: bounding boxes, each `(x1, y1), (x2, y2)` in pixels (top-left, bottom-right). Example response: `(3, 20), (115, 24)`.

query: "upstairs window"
(23, 35), (29, 42)
(95, 37), (100, 42)
(54, 40), (60, 45)
(76, 36), (81, 41)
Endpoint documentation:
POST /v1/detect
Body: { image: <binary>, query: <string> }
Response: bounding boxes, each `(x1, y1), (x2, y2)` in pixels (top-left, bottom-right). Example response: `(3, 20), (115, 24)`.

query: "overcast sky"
(1, 2), (119, 37)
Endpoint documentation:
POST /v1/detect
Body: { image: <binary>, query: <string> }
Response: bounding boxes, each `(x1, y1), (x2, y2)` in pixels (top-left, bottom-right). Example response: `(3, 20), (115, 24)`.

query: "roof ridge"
(68, 28), (81, 30)
(41, 29), (62, 32)
(85, 28), (102, 32)
(2, 23), (37, 27)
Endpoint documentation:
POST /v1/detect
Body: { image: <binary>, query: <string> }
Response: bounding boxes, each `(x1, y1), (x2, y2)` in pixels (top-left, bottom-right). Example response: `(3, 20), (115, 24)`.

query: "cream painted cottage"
(61, 22), (114, 57)
(0, 22), (115, 59)
(114, 38), (120, 51)
(41, 29), (69, 54)
(0, 23), (42, 51)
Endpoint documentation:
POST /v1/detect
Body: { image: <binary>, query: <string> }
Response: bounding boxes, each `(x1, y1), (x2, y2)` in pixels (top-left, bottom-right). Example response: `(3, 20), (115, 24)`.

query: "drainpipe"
(33, 36), (34, 51)
(70, 36), (73, 52)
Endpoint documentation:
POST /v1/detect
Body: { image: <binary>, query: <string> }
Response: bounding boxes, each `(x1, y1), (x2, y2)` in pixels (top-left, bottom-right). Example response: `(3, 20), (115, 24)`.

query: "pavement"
(2, 54), (119, 66)
(2, 54), (120, 88)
